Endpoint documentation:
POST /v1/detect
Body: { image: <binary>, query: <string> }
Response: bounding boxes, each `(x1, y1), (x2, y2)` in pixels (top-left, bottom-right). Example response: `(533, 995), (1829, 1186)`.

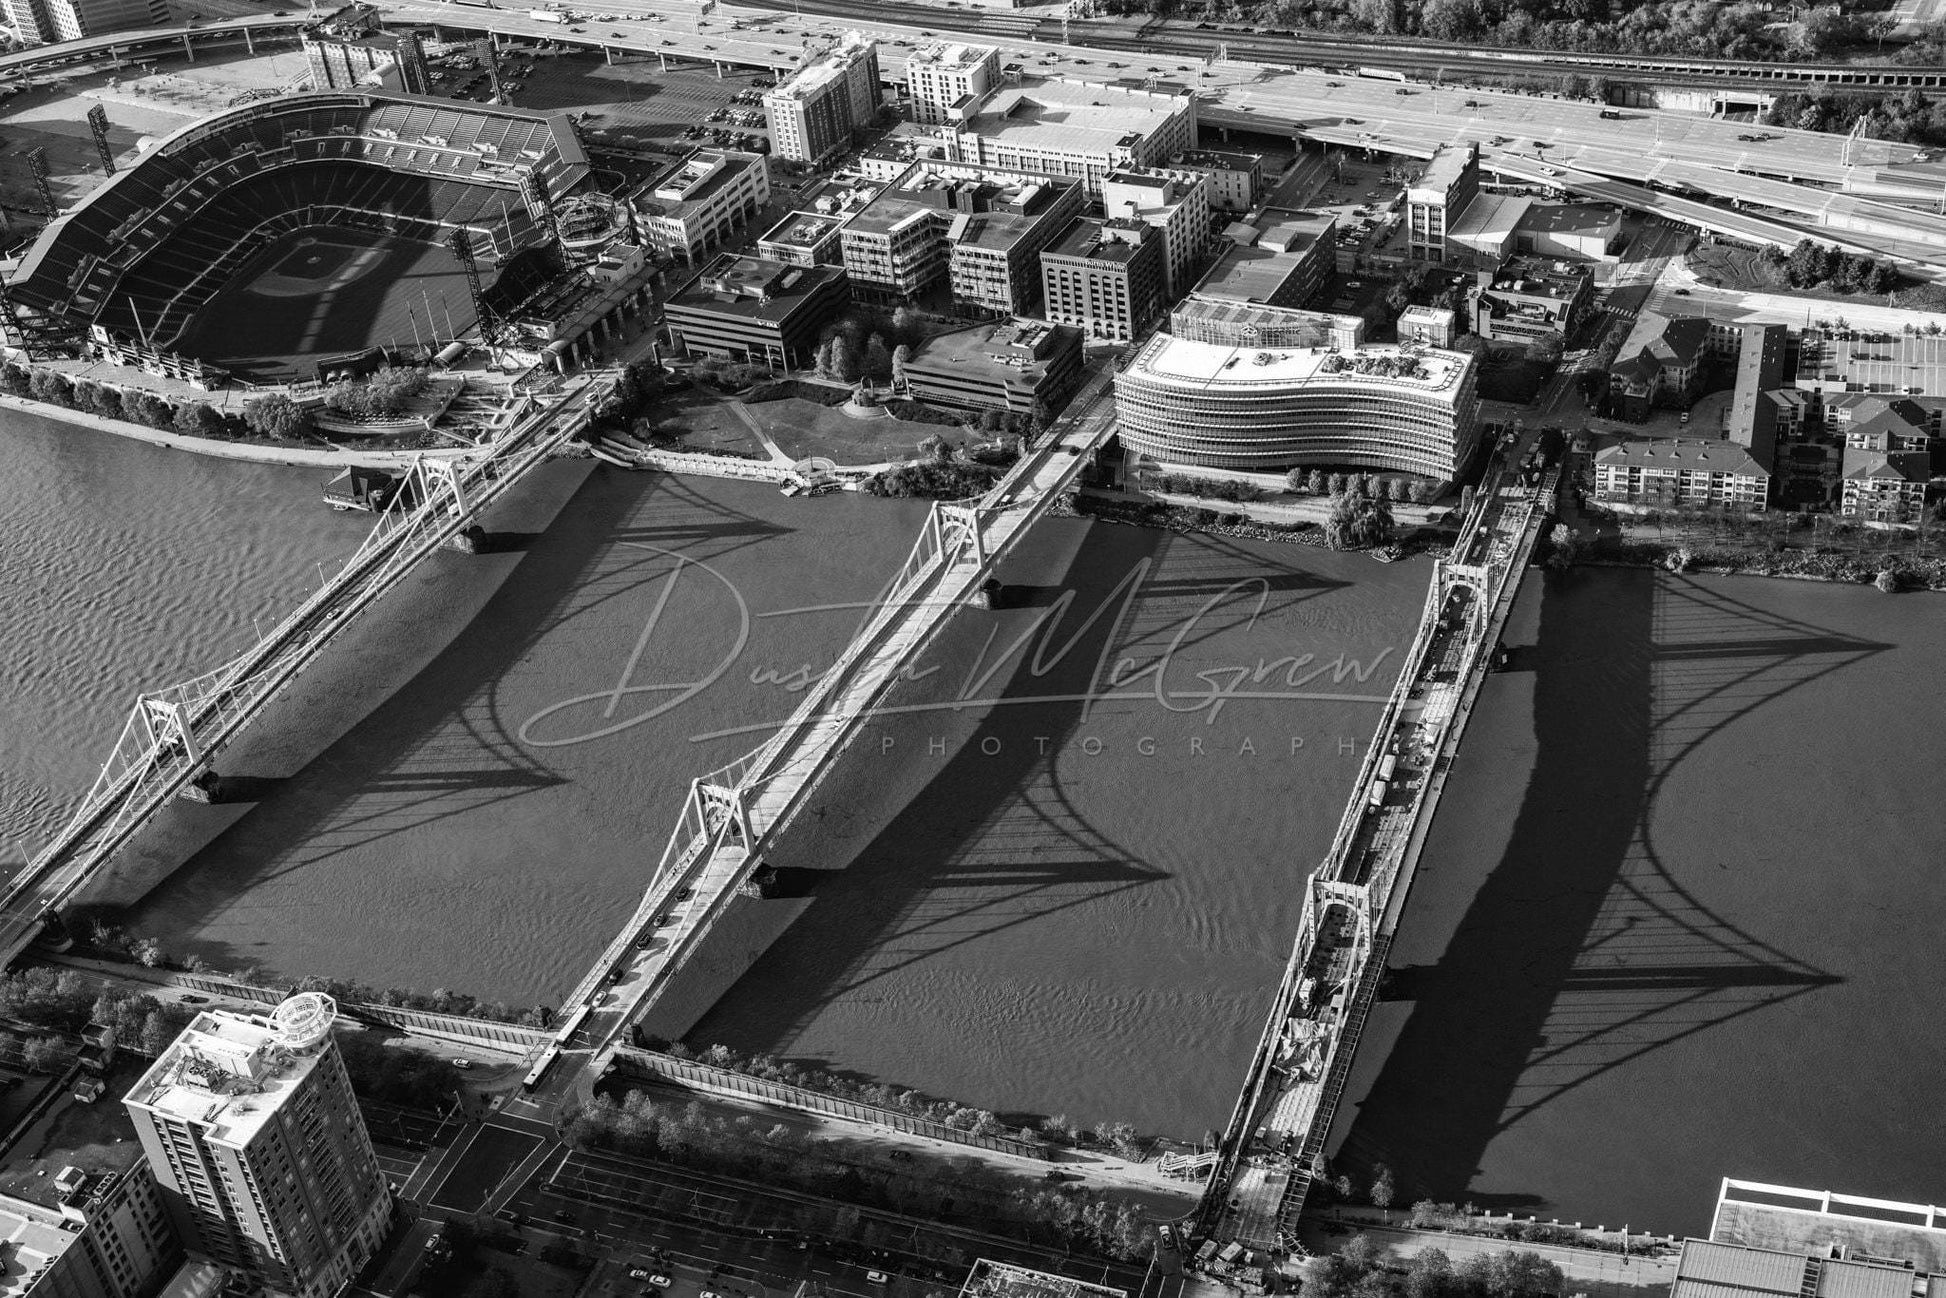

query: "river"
(1334, 566), (1946, 1236)
(8, 414), (1939, 1210)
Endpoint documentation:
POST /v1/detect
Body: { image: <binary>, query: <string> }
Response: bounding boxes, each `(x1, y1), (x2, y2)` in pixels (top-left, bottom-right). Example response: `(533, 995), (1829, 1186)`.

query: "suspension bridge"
(513, 365), (1124, 1107)
(0, 372), (612, 968)
(1198, 455), (1562, 1251)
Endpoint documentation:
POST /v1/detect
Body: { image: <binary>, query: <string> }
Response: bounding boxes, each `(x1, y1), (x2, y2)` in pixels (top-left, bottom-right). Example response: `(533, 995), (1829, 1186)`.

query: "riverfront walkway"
(1204, 459), (1561, 1253)
(512, 364), (1125, 1114)
(0, 373), (611, 969)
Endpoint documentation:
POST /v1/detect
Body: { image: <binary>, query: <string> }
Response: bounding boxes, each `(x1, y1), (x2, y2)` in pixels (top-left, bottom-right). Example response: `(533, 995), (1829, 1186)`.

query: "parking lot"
(421, 46), (768, 152)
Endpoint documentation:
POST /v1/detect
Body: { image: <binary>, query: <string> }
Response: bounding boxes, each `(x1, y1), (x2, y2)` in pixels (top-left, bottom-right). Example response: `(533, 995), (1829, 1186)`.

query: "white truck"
(528, 8), (564, 19)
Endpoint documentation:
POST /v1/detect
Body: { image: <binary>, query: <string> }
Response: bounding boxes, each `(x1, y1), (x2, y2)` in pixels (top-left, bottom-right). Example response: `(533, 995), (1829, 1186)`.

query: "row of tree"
(565, 1090), (1154, 1260)
(1110, 0), (1840, 63)
(1765, 87), (1946, 149)
(1776, 240), (1902, 296)
(0, 967), (196, 1061)
(1288, 469), (1441, 504)
(321, 366), (431, 420)
(1, 362), (228, 437)
(1305, 1237), (1566, 1298)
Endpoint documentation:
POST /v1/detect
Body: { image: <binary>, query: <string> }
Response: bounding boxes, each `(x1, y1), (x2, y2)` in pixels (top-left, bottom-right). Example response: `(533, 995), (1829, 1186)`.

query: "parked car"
(450, 1057), (472, 1069)
(867, 1274), (890, 1286)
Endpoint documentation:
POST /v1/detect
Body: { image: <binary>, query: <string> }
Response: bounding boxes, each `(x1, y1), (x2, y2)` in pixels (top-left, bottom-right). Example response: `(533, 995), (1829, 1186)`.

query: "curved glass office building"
(1114, 334), (1482, 479)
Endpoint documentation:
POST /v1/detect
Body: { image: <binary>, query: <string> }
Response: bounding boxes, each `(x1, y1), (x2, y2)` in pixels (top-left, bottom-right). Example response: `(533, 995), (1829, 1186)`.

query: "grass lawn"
(751, 398), (968, 466)
(650, 390), (768, 457)
(1686, 244), (1943, 308)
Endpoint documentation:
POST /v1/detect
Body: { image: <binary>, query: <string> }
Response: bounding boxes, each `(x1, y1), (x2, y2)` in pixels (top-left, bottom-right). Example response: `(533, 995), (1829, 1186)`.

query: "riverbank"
(0, 394), (471, 468)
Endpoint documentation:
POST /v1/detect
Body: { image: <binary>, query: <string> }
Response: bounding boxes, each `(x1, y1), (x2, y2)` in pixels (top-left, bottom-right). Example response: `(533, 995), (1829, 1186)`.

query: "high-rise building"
(905, 42), (1001, 126)
(4, 0), (163, 44)
(124, 996), (391, 1298)
(764, 34), (881, 165)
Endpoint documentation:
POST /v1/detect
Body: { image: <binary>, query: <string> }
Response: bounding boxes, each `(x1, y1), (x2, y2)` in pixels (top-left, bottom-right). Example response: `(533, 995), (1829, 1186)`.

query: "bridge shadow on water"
(123, 470), (795, 969)
(1336, 568), (1886, 1213)
(688, 520), (1355, 1123)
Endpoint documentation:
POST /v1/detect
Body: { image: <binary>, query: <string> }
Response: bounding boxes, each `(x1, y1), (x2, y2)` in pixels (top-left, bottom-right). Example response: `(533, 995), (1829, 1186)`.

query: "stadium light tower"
(87, 105), (114, 175)
(26, 148), (54, 219)
(448, 228), (495, 340)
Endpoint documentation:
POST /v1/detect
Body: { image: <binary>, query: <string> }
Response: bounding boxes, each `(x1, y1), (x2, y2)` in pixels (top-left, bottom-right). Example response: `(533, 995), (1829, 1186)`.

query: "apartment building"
(839, 161), (1083, 314)
(629, 148), (771, 265)
(3, 0), (162, 43)
(765, 35), (882, 164)
(905, 42), (1002, 126)
(1593, 438), (1772, 512)
(1406, 142), (1481, 263)
(1840, 448), (1930, 522)
(1039, 217), (1165, 342)
(1101, 170), (1211, 299)
(125, 997), (392, 1298)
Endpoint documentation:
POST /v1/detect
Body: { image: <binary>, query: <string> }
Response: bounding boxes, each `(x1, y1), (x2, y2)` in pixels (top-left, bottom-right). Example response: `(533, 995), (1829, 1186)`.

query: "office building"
(663, 255), (850, 370)
(901, 317), (1084, 415)
(1406, 143), (1480, 263)
(1593, 438), (1772, 511)
(926, 77), (1197, 196)
(1040, 217), (1165, 342)
(764, 35), (881, 165)
(1471, 255), (1593, 346)
(839, 161), (1083, 314)
(301, 4), (430, 95)
(1116, 334), (1482, 478)
(1169, 149), (1263, 213)
(124, 996), (392, 1298)
(1101, 170), (1211, 299)
(906, 42), (1002, 126)
(629, 149), (772, 265)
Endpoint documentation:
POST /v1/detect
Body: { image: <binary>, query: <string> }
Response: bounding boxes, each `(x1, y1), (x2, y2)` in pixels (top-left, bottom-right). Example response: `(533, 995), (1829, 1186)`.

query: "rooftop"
(766, 34), (876, 102)
(1174, 148), (1263, 172)
(640, 149), (759, 217)
(0, 1068), (147, 1212)
(909, 318), (1080, 380)
(1409, 143), (1477, 200)
(848, 161), (1074, 242)
(948, 77), (1191, 159)
(962, 1260), (1128, 1298)
(1449, 192), (1531, 245)
(1480, 256), (1591, 300)
(0, 1193), (85, 1298)
(1516, 201), (1622, 241)
(1674, 1240), (1919, 1298)
(759, 211), (844, 249)
(1842, 446), (1930, 482)
(1126, 333), (1473, 399)
(1191, 243), (1318, 304)
(1711, 1180), (1946, 1275)
(1595, 436), (1771, 478)
(1045, 216), (1150, 264)
(125, 1009), (331, 1147)
(908, 42), (998, 73)
(668, 255), (845, 325)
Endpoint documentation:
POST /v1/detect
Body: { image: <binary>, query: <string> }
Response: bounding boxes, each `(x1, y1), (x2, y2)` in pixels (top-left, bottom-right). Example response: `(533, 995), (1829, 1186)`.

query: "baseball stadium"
(1, 90), (592, 382)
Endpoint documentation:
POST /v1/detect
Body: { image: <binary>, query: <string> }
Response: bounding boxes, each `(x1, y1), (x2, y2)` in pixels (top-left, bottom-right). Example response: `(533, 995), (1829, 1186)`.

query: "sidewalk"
(1297, 1211), (1679, 1298)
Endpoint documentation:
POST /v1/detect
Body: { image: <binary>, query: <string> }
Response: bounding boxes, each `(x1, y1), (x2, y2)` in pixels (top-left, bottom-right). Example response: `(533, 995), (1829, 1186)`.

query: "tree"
(891, 342), (912, 390)
(828, 333), (862, 383)
(0, 361), (29, 396)
(127, 391), (174, 429)
(1371, 1163), (1396, 1216)
(20, 1036), (65, 1074)
(173, 402), (224, 438)
(1324, 490), (1395, 550)
(91, 385), (125, 420)
(29, 368), (73, 407)
(863, 333), (895, 383)
(242, 393), (313, 440)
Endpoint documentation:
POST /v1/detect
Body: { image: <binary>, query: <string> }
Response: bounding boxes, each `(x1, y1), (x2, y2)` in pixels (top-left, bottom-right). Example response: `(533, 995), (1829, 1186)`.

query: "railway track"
(741, 0), (1946, 91)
